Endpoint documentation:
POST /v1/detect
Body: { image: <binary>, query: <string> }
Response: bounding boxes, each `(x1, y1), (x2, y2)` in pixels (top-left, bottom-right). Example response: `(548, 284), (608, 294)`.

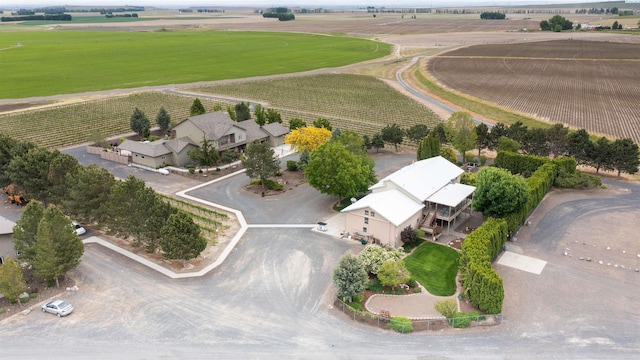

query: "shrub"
(434, 299), (458, 318)
(413, 287), (422, 293)
(479, 155), (487, 166)
(554, 169), (601, 189)
(29, 293), (38, 299)
(347, 302), (363, 311)
(286, 160), (298, 171)
(388, 317), (413, 333)
(366, 277), (383, 292)
(450, 312), (472, 328)
(400, 225), (417, 244)
(414, 228), (425, 239)
(250, 179), (283, 190)
(407, 278), (417, 288)
(0, 309), (4, 314)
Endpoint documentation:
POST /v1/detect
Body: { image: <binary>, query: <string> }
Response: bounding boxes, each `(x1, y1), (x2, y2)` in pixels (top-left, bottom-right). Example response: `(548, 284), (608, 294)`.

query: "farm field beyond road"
(0, 31), (389, 99)
(428, 40), (640, 142)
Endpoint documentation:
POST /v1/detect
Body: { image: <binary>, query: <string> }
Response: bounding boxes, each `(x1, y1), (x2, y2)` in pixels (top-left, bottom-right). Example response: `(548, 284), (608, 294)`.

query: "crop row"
(159, 195), (230, 245)
(428, 56), (640, 143)
(190, 74), (443, 132)
(0, 92), (223, 149)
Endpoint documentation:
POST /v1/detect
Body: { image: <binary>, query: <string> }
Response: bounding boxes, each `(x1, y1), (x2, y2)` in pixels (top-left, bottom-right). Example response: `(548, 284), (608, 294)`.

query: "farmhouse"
(119, 111), (289, 168)
(341, 156), (475, 248)
(0, 216), (17, 265)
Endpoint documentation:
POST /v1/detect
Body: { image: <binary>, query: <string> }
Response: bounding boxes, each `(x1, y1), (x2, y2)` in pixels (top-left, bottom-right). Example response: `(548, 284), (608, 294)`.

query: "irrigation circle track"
(427, 39), (640, 142)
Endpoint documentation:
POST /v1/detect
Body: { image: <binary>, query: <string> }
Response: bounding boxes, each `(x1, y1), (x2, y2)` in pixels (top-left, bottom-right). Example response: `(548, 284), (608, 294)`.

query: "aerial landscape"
(0, 1), (639, 358)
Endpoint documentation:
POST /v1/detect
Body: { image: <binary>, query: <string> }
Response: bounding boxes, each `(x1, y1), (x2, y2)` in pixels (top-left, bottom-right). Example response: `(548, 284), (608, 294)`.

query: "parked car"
(41, 300), (74, 317)
(72, 221), (86, 236)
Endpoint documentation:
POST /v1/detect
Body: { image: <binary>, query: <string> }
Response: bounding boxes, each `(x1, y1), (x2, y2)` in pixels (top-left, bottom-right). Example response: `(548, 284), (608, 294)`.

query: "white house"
(341, 156), (475, 247)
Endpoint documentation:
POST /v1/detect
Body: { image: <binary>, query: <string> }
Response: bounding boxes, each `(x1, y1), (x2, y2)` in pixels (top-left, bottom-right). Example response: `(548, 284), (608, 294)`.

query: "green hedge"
(388, 317), (413, 333)
(460, 218), (508, 314)
(494, 151), (549, 176)
(461, 155), (559, 314)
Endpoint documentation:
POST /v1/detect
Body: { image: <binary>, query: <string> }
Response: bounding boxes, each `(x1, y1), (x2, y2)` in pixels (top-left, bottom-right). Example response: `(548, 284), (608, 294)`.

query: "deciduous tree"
(357, 244), (404, 274)
(377, 260), (411, 290)
(445, 112), (477, 163)
(305, 141), (376, 201)
(332, 252), (368, 303)
(0, 257), (27, 305)
(284, 126), (331, 153)
(288, 118), (306, 131)
(188, 137), (219, 168)
(381, 123), (404, 152)
(130, 107), (150, 140)
(405, 124), (429, 145)
(337, 130), (366, 155)
(265, 108), (282, 124)
(160, 211), (206, 261)
(567, 129), (593, 165)
(371, 133), (385, 152)
(313, 117), (332, 131)
(472, 167), (529, 217)
(253, 104), (266, 126)
(242, 141), (281, 188)
(610, 138), (639, 176)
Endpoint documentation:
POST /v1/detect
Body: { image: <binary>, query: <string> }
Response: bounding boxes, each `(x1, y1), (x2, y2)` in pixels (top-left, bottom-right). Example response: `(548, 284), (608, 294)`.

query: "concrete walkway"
(365, 291), (454, 320)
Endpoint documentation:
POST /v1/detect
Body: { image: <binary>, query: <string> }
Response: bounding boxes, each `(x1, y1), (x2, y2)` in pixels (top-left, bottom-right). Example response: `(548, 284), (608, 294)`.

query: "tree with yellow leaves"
(284, 126), (331, 153)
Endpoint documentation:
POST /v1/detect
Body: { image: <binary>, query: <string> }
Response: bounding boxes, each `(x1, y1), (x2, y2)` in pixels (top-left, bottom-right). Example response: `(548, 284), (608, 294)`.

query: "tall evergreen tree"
(332, 252), (368, 303)
(130, 107), (150, 140)
(156, 107), (171, 135)
(241, 141), (281, 188)
(12, 201), (45, 263)
(64, 164), (116, 223)
(610, 138), (639, 176)
(190, 98), (206, 116)
(160, 211), (206, 261)
(234, 102), (251, 121)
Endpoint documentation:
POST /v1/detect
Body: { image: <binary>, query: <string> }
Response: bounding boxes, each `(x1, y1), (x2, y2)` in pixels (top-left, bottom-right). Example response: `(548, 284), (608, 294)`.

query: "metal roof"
(341, 189), (424, 227)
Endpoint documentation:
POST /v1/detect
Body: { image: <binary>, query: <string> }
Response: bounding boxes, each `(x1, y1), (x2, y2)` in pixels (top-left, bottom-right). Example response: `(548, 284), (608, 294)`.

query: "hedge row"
(460, 217), (508, 314)
(461, 152), (568, 313)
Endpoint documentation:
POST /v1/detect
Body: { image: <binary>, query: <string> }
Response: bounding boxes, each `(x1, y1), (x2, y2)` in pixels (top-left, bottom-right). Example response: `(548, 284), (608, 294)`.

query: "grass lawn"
(404, 242), (460, 296)
(0, 31), (389, 99)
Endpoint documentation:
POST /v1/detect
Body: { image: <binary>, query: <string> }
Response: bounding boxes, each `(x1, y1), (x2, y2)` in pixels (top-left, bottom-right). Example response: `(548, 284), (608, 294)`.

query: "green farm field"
(190, 74), (442, 138)
(0, 30), (390, 99)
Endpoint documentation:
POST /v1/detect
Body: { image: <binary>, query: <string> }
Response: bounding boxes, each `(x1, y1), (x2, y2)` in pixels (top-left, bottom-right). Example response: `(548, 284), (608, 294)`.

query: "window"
(370, 211), (375, 217)
(364, 217), (369, 224)
(364, 210), (369, 216)
(363, 227), (367, 233)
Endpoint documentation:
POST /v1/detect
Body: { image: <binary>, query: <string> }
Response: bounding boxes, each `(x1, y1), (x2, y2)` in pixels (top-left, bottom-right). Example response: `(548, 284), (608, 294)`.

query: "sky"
(1, 1), (617, 10)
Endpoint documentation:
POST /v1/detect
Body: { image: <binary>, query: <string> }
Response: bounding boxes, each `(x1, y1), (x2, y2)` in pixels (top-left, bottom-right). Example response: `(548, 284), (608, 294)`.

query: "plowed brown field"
(428, 39), (640, 142)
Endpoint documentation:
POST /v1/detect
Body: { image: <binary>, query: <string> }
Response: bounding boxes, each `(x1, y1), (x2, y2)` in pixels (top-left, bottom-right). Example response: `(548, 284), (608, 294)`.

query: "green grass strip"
(404, 242), (460, 296)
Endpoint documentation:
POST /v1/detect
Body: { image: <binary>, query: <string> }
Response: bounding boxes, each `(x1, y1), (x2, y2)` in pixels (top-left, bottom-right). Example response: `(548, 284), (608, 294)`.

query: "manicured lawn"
(404, 242), (460, 296)
(0, 31), (389, 99)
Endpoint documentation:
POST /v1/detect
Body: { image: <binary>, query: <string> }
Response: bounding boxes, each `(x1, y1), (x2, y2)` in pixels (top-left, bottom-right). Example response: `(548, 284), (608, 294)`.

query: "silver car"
(41, 300), (74, 317)
(72, 221), (86, 236)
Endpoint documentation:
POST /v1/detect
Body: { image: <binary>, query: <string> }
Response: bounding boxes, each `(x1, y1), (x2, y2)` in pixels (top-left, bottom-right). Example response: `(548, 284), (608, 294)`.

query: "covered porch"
(424, 183), (475, 235)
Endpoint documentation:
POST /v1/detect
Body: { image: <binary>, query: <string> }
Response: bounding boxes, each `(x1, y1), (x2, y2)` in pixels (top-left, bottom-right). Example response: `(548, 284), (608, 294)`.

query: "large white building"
(341, 156), (475, 248)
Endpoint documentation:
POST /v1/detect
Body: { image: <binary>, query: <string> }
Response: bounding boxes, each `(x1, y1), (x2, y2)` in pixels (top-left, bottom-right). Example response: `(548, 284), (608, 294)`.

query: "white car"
(41, 299), (74, 317)
(72, 221), (86, 236)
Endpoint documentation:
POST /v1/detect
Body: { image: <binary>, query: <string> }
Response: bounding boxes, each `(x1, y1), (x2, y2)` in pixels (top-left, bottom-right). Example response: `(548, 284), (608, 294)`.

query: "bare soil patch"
(427, 39), (640, 142)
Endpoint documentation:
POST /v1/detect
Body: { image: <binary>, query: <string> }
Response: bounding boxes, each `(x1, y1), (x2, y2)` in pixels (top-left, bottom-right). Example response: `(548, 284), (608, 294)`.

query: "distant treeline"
(1, 14), (72, 22)
(263, 10), (295, 21)
(105, 13), (139, 18)
(480, 12), (506, 20)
